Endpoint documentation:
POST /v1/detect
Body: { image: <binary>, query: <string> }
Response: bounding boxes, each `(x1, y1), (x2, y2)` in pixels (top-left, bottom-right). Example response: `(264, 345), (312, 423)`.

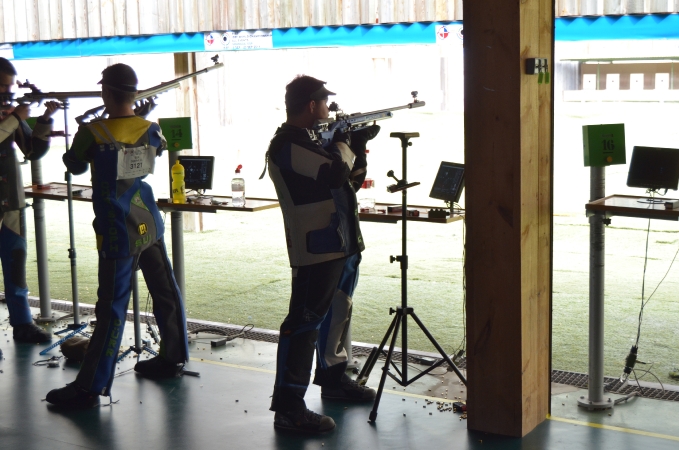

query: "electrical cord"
(33, 356), (62, 367)
(620, 217), (679, 383)
(451, 205), (466, 361)
(191, 324), (254, 342)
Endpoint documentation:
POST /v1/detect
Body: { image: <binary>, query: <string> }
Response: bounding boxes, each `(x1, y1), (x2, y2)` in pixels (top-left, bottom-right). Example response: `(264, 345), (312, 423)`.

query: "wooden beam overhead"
(463, 0), (554, 438)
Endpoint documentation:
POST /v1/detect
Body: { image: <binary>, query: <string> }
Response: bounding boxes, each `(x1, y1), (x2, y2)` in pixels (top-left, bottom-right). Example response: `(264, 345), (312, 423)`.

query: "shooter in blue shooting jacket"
(46, 63), (189, 408)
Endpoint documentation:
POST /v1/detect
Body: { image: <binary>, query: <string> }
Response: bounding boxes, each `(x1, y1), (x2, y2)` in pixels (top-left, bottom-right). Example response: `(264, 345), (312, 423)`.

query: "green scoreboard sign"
(583, 123), (626, 167)
(159, 117), (192, 151)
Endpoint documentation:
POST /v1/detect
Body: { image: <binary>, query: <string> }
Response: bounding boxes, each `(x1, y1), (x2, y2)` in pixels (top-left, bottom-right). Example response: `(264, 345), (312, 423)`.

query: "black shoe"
(46, 383), (100, 409)
(273, 408), (336, 434)
(13, 323), (52, 343)
(134, 355), (184, 379)
(321, 376), (376, 402)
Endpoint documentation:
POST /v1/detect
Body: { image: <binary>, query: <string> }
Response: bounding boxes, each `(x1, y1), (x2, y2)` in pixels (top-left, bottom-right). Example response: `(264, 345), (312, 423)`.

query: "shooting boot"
(134, 355), (184, 379)
(273, 408), (335, 434)
(321, 374), (376, 402)
(13, 323), (51, 343)
(46, 383), (100, 409)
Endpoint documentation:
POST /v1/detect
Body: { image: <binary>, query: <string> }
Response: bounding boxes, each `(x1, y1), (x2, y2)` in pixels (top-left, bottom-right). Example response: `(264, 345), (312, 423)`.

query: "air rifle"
(310, 91), (425, 145)
(0, 84), (101, 111)
(75, 54), (224, 124)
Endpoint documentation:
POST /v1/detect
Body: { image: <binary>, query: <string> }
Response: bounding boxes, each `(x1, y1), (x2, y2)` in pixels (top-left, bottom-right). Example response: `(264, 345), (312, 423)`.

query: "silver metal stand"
(63, 100), (82, 329)
(171, 211), (185, 299)
(578, 166), (614, 410)
(167, 151), (186, 300)
(31, 159), (55, 323)
(117, 268), (158, 361)
(343, 326), (358, 371)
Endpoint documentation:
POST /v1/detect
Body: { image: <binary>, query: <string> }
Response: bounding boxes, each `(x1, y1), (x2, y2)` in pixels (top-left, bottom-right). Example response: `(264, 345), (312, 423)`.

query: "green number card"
(583, 123), (626, 167)
(24, 117), (38, 129)
(159, 117), (192, 151)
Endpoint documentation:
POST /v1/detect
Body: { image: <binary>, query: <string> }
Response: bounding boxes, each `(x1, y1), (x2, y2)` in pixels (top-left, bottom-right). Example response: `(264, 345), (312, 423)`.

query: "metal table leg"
(578, 166), (613, 410)
(31, 159), (55, 323)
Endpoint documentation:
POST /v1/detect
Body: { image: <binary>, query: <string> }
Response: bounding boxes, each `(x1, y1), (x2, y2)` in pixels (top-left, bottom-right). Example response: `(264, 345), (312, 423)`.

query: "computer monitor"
(178, 155), (215, 191)
(429, 161), (465, 203)
(626, 146), (679, 192)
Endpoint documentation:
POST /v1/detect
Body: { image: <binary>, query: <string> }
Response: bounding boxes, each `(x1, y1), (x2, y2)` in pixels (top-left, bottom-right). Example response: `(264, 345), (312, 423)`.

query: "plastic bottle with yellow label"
(171, 160), (186, 204)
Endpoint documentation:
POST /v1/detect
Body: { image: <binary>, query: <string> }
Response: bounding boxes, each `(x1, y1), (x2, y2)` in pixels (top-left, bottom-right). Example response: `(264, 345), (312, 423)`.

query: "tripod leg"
(369, 313), (402, 423)
(409, 311), (467, 385)
(357, 312), (399, 384)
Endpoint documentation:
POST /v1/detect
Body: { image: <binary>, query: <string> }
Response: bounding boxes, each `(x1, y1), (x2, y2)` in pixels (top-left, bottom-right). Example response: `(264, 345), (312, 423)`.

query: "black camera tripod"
(356, 132), (467, 423)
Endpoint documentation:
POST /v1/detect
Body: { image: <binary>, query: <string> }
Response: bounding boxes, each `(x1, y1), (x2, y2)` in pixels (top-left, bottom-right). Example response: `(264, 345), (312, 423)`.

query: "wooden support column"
(173, 52), (204, 232)
(463, 0), (554, 437)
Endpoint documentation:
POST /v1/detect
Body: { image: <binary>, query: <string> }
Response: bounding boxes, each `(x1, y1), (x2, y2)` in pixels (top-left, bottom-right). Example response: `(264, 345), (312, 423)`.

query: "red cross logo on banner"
(206, 34), (215, 46)
(437, 26), (449, 40)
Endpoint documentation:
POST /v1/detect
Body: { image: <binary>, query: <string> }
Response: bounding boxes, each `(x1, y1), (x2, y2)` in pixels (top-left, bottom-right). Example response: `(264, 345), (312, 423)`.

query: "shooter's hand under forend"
(350, 124), (381, 154)
(134, 98), (156, 119)
(41, 101), (60, 120)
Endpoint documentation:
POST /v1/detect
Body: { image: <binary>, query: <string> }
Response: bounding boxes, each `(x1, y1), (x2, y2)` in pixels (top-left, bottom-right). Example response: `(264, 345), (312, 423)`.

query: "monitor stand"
(636, 189), (666, 204)
(637, 198), (664, 204)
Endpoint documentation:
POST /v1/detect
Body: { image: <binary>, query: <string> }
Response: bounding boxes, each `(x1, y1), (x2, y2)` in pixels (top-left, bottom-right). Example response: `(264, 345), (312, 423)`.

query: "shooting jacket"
(0, 113), (53, 212)
(267, 123), (365, 267)
(64, 116), (166, 259)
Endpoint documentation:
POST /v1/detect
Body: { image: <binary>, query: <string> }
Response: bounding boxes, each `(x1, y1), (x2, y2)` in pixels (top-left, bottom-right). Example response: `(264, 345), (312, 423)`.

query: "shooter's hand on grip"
(134, 98), (156, 118)
(12, 104), (30, 121)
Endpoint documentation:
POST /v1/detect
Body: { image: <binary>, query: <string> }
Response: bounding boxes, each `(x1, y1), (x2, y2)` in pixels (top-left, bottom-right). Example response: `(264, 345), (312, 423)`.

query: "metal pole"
(132, 269), (141, 351)
(63, 100), (80, 326)
(171, 211), (185, 299)
(401, 139), (408, 383)
(31, 159), (54, 322)
(578, 166), (612, 410)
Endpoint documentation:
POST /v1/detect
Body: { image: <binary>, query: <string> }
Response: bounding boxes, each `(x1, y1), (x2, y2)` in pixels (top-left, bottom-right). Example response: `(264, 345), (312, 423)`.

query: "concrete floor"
(1, 304), (679, 450)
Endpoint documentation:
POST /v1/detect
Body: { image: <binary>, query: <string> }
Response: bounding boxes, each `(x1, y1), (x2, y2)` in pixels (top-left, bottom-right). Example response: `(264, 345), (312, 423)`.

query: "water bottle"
(171, 160), (186, 204)
(231, 164), (245, 207)
(359, 178), (375, 210)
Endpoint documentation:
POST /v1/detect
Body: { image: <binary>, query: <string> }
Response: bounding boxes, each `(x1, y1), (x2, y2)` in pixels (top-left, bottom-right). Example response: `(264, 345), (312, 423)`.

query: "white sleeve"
(0, 114), (19, 144)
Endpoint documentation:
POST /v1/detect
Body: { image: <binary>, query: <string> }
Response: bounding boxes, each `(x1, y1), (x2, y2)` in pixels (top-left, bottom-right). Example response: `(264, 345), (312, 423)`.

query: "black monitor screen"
(178, 156), (215, 191)
(429, 161), (465, 203)
(626, 146), (679, 191)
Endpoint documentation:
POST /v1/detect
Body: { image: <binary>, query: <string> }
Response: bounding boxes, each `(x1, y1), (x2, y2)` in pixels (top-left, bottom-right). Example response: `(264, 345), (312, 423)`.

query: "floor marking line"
(188, 357), (456, 402)
(548, 415), (679, 442)
(189, 357), (275, 374)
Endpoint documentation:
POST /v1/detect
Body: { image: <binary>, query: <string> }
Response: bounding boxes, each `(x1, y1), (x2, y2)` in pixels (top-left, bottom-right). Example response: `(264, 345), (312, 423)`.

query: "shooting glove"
(350, 124), (381, 154)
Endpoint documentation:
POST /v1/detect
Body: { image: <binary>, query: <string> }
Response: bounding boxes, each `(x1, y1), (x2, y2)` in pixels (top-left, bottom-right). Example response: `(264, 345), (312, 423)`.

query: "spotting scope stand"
(356, 132), (467, 423)
(39, 99), (91, 354)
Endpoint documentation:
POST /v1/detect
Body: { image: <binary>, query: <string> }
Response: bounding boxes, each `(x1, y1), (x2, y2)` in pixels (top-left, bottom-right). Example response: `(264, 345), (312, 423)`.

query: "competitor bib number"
(117, 146), (156, 180)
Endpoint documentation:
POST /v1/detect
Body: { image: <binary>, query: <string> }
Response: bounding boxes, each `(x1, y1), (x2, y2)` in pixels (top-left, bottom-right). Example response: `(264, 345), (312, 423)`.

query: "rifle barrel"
(135, 62), (224, 100)
(358, 101), (426, 117)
